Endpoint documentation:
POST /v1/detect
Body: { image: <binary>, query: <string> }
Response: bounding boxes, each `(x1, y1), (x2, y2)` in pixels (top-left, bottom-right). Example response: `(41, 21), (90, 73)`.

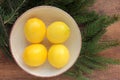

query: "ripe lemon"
(48, 44), (70, 68)
(47, 21), (70, 43)
(23, 44), (47, 67)
(24, 18), (46, 43)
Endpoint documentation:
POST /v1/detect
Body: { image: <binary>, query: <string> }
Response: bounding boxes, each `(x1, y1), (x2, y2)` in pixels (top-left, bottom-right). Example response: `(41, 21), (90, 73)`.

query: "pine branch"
(65, 71), (76, 77)
(66, 0), (95, 16)
(7, 0), (14, 12)
(76, 71), (89, 80)
(0, 16), (12, 58)
(1, 0), (26, 24)
(75, 63), (93, 74)
(82, 15), (118, 42)
(79, 56), (104, 69)
(73, 11), (99, 24)
(93, 40), (120, 54)
(87, 55), (120, 65)
(86, 30), (106, 54)
(76, 76), (89, 80)
(44, 0), (74, 5)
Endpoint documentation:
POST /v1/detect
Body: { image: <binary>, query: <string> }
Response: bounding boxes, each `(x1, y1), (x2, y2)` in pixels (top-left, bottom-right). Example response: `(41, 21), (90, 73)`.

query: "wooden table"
(0, 0), (120, 80)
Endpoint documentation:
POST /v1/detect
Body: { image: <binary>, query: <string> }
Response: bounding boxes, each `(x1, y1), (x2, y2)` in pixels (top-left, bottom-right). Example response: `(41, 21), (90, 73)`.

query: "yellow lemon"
(47, 21), (70, 43)
(24, 18), (46, 43)
(23, 44), (47, 67)
(48, 44), (70, 68)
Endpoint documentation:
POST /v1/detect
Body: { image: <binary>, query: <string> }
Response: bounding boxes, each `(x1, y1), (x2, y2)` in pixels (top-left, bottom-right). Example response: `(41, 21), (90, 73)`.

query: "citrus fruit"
(23, 44), (47, 67)
(47, 21), (70, 43)
(24, 18), (46, 43)
(48, 44), (70, 68)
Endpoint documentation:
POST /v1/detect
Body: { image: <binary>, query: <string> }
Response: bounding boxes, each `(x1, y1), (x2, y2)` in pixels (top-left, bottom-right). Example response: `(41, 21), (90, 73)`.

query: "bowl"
(10, 6), (82, 77)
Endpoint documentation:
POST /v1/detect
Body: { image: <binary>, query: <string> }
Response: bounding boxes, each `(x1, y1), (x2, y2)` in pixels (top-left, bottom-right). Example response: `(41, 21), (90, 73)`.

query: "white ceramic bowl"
(10, 6), (82, 77)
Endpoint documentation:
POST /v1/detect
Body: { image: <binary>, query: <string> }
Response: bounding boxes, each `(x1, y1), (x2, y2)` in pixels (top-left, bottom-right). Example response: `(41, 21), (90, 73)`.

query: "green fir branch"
(73, 11), (99, 24)
(76, 63), (93, 74)
(66, 0), (95, 16)
(80, 56), (104, 69)
(82, 15), (118, 42)
(76, 71), (89, 80)
(44, 0), (74, 5)
(0, 16), (12, 58)
(76, 75), (89, 80)
(4, 0), (26, 24)
(86, 30), (106, 54)
(93, 40), (120, 54)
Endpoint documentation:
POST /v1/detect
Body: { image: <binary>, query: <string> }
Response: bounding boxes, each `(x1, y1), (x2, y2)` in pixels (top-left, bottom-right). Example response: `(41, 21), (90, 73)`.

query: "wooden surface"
(0, 0), (120, 80)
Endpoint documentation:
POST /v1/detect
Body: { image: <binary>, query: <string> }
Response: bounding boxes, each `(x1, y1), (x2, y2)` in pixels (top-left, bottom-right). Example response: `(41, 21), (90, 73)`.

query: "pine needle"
(4, 0), (26, 24)
(0, 16), (12, 58)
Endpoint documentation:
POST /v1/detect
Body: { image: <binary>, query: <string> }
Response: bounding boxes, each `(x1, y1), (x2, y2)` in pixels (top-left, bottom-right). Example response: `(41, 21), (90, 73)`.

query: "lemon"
(24, 18), (46, 43)
(48, 44), (70, 68)
(23, 44), (47, 67)
(47, 21), (70, 43)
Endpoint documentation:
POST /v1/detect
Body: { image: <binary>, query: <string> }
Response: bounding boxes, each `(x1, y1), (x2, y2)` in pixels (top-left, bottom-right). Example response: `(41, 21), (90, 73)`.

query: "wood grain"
(0, 0), (120, 80)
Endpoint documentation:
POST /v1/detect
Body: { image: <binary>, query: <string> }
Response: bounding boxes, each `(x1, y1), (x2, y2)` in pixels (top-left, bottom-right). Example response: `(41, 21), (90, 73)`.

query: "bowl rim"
(9, 5), (82, 78)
